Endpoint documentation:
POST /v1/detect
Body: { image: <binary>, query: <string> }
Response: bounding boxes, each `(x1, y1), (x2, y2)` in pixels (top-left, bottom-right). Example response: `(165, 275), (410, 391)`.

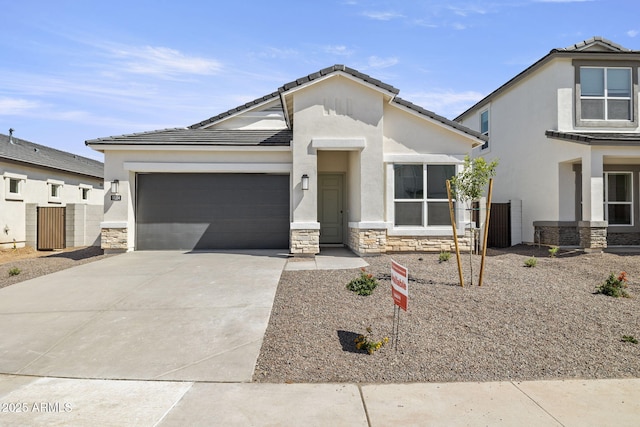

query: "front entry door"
(318, 174), (344, 244)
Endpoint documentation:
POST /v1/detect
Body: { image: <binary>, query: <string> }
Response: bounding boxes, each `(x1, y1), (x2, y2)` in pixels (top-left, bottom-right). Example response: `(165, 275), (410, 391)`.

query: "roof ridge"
(1, 133), (102, 165)
(189, 65), (401, 129)
(560, 36), (632, 52)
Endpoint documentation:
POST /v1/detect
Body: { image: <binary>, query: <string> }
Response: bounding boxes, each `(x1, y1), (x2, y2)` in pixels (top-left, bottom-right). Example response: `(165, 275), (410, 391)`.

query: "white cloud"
(323, 45), (354, 56)
(452, 22), (467, 30)
(448, 4), (487, 17)
(367, 56), (399, 68)
(0, 97), (41, 115)
(405, 90), (486, 118)
(109, 45), (222, 77)
(362, 11), (404, 21)
(628, 30), (639, 38)
(257, 47), (299, 59)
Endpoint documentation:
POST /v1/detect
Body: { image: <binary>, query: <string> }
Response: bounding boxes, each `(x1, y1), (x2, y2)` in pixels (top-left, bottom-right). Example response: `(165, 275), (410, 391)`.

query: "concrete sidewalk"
(1, 375), (637, 426)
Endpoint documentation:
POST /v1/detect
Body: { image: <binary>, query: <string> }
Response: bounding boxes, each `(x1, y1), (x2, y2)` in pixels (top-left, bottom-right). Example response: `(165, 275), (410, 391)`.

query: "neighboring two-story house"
(87, 65), (486, 255)
(457, 37), (640, 250)
(1, 132), (104, 250)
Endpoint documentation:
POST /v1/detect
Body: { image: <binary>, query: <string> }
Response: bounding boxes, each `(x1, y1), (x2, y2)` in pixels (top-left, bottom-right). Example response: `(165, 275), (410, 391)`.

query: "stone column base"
(578, 221), (607, 251)
(348, 228), (386, 256)
(290, 229), (320, 256)
(101, 227), (128, 252)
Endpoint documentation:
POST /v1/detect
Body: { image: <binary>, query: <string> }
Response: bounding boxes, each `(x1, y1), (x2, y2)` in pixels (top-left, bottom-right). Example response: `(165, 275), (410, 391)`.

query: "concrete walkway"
(1, 250), (638, 426)
(1, 375), (638, 426)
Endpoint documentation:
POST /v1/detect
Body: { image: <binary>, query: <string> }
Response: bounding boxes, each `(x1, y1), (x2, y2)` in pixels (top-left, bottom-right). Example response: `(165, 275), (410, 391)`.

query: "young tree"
(448, 156), (498, 286)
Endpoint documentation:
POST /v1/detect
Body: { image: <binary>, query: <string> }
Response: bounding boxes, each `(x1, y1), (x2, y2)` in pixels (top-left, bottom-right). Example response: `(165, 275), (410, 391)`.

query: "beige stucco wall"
(0, 160), (103, 249)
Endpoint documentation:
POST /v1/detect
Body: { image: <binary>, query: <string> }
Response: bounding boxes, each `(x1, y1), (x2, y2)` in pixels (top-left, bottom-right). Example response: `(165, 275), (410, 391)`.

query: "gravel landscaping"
(0, 246), (112, 289)
(254, 246), (640, 384)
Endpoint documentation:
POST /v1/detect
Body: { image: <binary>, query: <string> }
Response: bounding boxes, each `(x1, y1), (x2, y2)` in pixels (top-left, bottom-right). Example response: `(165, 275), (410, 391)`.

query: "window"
(604, 172), (633, 225)
(81, 187), (90, 201)
(51, 184), (61, 198)
(580, 67), (632, 120)
(4, 173), (26, 201)
(480, 110), (489, 150)
(47, 179), (64, 203)
(9, 178), (20, 194)
(394, 164), (455, 227)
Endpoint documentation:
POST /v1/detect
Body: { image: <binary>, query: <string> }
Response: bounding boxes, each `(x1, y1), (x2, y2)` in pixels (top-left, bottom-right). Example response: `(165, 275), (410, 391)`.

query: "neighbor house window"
(4, 173), (26, 201)
(9, 178), (20, 194)
(47, 179), (64, 203)
(480, 109), (489, 150)
(604, 172), (633, 225)
(580, 67), (632, 120)
(80, 186), (90, 201)
(394, 164), (455, 227)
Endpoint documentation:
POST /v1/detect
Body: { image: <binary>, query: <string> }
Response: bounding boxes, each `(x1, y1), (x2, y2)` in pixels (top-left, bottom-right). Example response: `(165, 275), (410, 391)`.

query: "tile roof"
(393, 97), (487, 142)
(558, 36), (630, 52)
(189, 93), (281, 129)
(87, 128), (292, 146)
(545, 130), (640, 146)
(189, 65), (400, 129)
(1, 133), (103, 178)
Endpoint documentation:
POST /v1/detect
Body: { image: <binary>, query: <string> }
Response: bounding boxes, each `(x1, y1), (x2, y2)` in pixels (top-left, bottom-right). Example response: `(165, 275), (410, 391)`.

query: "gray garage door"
(136, 173), (290, 250)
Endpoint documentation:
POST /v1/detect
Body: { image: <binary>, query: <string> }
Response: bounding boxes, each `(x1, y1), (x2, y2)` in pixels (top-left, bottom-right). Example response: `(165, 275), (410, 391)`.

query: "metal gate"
(37, 207), (65, 250)
(488, 202), (511, 248)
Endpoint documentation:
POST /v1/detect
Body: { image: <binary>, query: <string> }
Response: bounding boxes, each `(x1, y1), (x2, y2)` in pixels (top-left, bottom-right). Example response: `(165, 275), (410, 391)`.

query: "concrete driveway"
(0, 250), (287, 382)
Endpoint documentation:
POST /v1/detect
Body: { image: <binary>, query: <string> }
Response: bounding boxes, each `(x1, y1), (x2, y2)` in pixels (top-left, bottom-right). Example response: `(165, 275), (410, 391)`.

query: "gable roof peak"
(558, 36), (632, 53)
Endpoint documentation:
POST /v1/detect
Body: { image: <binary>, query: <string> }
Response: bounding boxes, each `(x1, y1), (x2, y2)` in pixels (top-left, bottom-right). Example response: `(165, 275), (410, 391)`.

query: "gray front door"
(136, 173), (290, 250)
(318, 174), (344, 244)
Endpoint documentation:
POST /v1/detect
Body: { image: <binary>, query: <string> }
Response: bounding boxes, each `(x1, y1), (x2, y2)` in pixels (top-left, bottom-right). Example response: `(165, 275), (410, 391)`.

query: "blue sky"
(2, 0), (639, 160)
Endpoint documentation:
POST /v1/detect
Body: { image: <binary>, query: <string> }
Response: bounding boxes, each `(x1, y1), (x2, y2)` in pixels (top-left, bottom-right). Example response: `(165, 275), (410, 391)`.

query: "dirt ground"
(0, 246), (112, 289)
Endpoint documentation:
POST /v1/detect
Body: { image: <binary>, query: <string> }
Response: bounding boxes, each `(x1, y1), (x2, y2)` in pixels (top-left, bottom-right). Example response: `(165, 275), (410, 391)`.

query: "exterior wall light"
(301, 174), (309, 190)
(110, 179), (121, 201)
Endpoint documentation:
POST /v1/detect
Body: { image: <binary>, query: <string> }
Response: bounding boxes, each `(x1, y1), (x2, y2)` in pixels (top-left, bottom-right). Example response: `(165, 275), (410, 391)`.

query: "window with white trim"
(580, 67), (632, 121)
(480, 109), (489, 150)
(4, 173), (26, 201)
(394, 164), (455, 227)
(47, 179), (64, 203)
(604, 172), (633, 225)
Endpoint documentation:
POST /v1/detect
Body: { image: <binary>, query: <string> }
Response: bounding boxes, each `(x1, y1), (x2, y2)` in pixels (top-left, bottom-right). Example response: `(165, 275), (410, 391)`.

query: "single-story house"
(87, 65), (487, 255)
(1, 131), (104, 249)
(456, 36), (640, 250)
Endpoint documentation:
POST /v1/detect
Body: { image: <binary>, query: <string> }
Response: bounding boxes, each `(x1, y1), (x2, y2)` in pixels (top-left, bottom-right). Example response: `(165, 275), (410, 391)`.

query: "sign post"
(391, 260), (408, 350)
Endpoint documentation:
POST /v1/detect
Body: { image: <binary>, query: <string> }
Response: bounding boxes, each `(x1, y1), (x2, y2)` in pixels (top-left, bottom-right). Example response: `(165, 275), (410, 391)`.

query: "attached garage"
(136, 173), (290, 250)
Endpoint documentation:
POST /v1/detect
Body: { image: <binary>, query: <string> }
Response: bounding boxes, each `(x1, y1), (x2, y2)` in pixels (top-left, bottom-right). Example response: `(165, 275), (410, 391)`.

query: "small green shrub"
(8, 267), (21, 277)
(346, 268), (379, 296)
(438, 251), (451, 262)
(622, 335), (638, 344)
(524, 257), (537, 268)
(354, 326), (389, 354)
(596, 272), (629, 298)
(548, 247), (559, 258)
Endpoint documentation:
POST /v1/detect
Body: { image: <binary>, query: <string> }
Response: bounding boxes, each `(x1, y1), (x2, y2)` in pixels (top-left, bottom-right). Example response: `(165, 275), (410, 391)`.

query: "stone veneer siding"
(101, 227), (128, 251)
(578, 221), (607, 250)
(533, 222), (580, 246)
(608, 232), (640, 246)
(348, 228), (386, 256)
(290, 229), (319, 255)
(386, 235), (471, 253)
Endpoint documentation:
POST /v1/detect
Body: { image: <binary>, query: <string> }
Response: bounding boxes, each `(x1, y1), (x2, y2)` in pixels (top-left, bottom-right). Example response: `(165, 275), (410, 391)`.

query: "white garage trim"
(123, 162), (292, 173)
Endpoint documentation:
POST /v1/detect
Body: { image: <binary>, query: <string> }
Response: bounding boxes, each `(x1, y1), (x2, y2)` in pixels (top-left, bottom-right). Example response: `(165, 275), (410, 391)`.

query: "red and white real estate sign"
(391, 260), (408, 311)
